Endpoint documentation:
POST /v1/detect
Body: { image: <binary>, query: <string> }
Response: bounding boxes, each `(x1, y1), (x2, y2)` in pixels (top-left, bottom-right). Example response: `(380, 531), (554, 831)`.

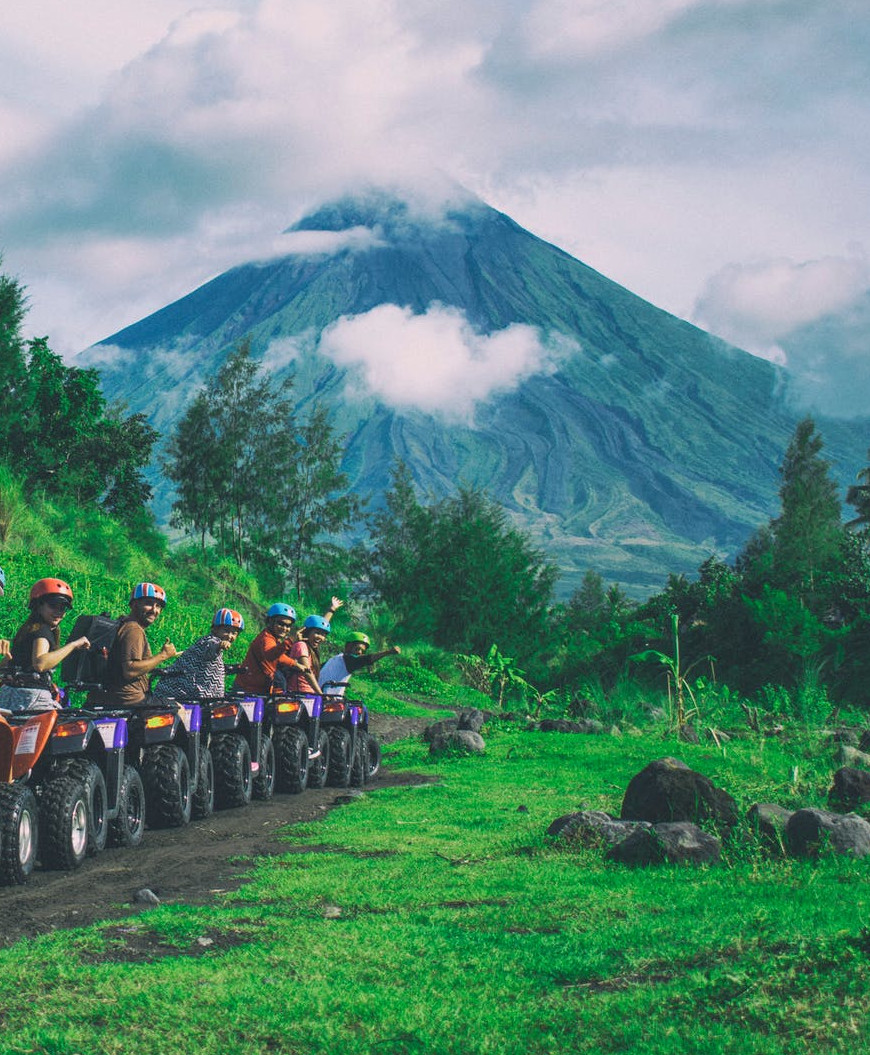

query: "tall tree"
(770, 417), (843, 595)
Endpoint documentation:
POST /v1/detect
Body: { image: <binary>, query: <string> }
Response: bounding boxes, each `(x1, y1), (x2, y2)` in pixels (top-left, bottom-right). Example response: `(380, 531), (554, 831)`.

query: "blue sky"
(1, 0), (868, 413)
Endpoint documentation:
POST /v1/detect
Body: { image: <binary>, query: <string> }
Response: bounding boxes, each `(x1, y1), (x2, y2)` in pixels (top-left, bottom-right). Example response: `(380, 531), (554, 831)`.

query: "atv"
(262, 690), (329, 795)
(0, 682), (133, 883)
(66, 678), (203, 831)
(151, 666), (272, 813)
(320, 691), (381, 788)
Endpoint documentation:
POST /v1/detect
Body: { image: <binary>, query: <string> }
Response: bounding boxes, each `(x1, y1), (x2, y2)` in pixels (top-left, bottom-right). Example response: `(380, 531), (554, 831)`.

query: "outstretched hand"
(161, 640), (178, 660)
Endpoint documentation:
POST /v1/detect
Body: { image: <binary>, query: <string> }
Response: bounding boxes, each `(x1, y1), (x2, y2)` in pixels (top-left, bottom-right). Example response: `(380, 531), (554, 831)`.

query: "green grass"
(1, 722), (869, 1054)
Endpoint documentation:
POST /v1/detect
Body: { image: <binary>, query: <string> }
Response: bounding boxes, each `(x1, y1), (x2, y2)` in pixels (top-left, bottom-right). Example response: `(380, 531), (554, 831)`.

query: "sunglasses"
(43, 599), (70, 612)
(275, 621), (295, 630)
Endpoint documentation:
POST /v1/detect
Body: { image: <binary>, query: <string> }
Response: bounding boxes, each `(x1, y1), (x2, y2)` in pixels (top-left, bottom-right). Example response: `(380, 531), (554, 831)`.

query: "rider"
(286, 615), (332, 696)
(232, 602), (299, 696)
(152, 608), (244, 700)
(0, 578), (90, 711)
(234, 596), (343, 695)
(319, 632), (401, 697)
(87, 582), (177, 706)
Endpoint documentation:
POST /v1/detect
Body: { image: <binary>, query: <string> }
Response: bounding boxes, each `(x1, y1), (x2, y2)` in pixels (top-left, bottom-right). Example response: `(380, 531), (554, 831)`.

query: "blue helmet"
(266, 602), (297, 621)
(303, 615), (330, 634)
(0, 566), (5, 593)
(213, 607), (244, 630)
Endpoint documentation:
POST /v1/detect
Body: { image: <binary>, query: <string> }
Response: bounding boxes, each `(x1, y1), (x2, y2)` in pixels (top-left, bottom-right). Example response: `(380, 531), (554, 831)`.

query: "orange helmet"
(29, 578), (73, 609)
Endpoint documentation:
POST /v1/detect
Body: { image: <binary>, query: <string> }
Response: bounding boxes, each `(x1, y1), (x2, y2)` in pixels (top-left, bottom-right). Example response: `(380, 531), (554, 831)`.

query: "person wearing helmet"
(152, 607), (244, 700)
(233, 601), (300, 695)
(285, 598), (343, 696)
(319, 632), (401, 698)
(0, 577), (90, 711)
(88, 581), (177, 706)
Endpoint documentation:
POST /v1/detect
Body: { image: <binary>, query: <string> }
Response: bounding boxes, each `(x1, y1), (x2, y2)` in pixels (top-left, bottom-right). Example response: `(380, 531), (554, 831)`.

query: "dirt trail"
(0, 713), (435, 948)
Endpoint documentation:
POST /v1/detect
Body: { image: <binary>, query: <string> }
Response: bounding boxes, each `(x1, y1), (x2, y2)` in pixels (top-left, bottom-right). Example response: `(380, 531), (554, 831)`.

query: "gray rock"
(828, 767), (870, 812)
(678, 724), (700, 744)
(457, 708), (486, 733)
(532, 719), (603, 734)
(134, 888), (161, 905)
(620, 757), (739, 832)
(428, 729), (486, 756)
(746, 803), (793, 854)
(606, 822), (721, 866)
(423, 719), (459, 742)
(547, 810), (651, 848)
(837, 745), (870, 769)
(786, 808), (870, 859)
(859, 730), (870, 753)
(826, 728), (860, 747)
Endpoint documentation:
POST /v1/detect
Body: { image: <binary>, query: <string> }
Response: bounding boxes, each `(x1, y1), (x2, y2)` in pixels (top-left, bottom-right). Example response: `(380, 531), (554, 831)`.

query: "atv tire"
(57, 758), (108, 854)
(307, 731), (330, 790)
(274, 727), (308, 794)
(253, 735), (276, 801)
(212, 734), (253, 810)
(350, 730), (368, 788)
(192, 746), (215, 819)
(0, 783), (39, 884)
(366, 733), (382, 781)
(110, 764), (146, 849)
(141, 744), (192, 828)
(326, 728), (352, 788)
(39, 776), (89, 870)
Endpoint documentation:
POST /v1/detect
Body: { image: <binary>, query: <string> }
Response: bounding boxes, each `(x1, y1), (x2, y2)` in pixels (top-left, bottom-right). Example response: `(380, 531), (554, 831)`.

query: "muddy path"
(0, 712), (437, 948)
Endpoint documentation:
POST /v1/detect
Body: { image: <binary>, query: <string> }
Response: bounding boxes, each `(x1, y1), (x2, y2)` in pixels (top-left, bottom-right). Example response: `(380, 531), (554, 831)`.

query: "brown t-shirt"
(88, 618), (152, 706)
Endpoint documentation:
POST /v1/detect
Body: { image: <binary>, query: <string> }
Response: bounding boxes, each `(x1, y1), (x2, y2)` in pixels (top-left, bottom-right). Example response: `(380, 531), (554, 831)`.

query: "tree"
(769, 418), (844, 597)
(165, 339), (360, 590)
(364, 467), (557, 657)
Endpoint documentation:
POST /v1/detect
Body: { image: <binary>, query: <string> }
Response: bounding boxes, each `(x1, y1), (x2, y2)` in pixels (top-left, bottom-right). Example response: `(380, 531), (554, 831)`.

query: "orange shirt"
(233, 629), (297, 694)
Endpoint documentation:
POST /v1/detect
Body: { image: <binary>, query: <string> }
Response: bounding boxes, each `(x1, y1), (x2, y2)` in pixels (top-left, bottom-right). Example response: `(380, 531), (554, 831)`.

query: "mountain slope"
(81, 191), (866, 595)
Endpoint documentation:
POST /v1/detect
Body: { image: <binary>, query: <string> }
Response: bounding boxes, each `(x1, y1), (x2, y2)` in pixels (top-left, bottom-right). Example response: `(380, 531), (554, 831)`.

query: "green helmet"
(346, 632), (370, 647)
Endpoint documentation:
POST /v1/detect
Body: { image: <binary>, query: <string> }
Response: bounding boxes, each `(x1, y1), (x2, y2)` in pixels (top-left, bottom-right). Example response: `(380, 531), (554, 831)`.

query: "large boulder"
(457, 708), (487, 733)
(785, 808), (870, 859)
(746, 803), (793, 854)
(605, 822), (721, 866)
(422, 718), (459, 742)
(428, 729), (486, 757)
(547, 810), (651, 848)
(828, 767), (870, 812)
(620, 757), (739, 832)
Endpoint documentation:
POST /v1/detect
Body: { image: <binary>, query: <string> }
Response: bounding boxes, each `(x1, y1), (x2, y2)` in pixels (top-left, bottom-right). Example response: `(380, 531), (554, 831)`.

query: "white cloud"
(318, 302), (567, 421)
(269, 227), (384, 258)
(692, 254), (870, 356)
(0, 0), (869, 372)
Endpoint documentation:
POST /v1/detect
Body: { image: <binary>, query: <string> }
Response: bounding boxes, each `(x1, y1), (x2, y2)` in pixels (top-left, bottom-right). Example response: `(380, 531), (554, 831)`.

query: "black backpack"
(60, 613), (123, 687)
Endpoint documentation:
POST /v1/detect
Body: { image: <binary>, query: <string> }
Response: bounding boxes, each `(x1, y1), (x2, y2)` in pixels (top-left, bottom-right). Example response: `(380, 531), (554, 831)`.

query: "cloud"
(692, 254), (870, 360)
(318, 302), (569, 421)
(1, 0), (870, 363)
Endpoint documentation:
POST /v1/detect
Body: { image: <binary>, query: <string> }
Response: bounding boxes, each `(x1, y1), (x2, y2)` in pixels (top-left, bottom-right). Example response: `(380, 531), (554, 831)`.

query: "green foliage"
(165, 340), (360, 596)
(0, 269), (157, 526)
(364, 462), (557, 657)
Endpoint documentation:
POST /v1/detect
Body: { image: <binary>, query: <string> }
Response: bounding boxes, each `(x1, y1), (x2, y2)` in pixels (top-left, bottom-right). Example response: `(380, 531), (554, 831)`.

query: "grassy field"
(1, 713), (868, 1055)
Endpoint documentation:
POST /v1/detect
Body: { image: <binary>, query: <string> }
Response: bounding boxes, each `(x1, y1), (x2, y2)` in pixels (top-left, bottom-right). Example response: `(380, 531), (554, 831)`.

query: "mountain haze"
(81, 190), (866, 595)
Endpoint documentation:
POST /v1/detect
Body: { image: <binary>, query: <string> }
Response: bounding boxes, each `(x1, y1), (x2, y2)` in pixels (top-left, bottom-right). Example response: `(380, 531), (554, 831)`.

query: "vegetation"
(1, 719), (869, 1054)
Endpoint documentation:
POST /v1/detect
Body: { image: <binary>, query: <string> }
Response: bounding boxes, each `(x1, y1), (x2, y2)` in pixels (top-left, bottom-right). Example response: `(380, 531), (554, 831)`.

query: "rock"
(606, 822), (721, 866)
(859, 730), (870, 753)
(620, 757), (739, 832)
(134, 888), (160, 905)
(646, 707), (667, 723)
(547, 810), (651, 848)
(678, 724), (699, 743)
(532, 718), (604, 734)
(422, 718), (459, 742)
(746, 803), (793, 854)
(828, 767), (870, 812)
(428, 729), (486, 756)
(609, 725), (623, 738)
(457, 708), (487, 733)
(837, 745), (870, 769)
(786, 808), (870, 859)
(826, 728), (860, 747)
